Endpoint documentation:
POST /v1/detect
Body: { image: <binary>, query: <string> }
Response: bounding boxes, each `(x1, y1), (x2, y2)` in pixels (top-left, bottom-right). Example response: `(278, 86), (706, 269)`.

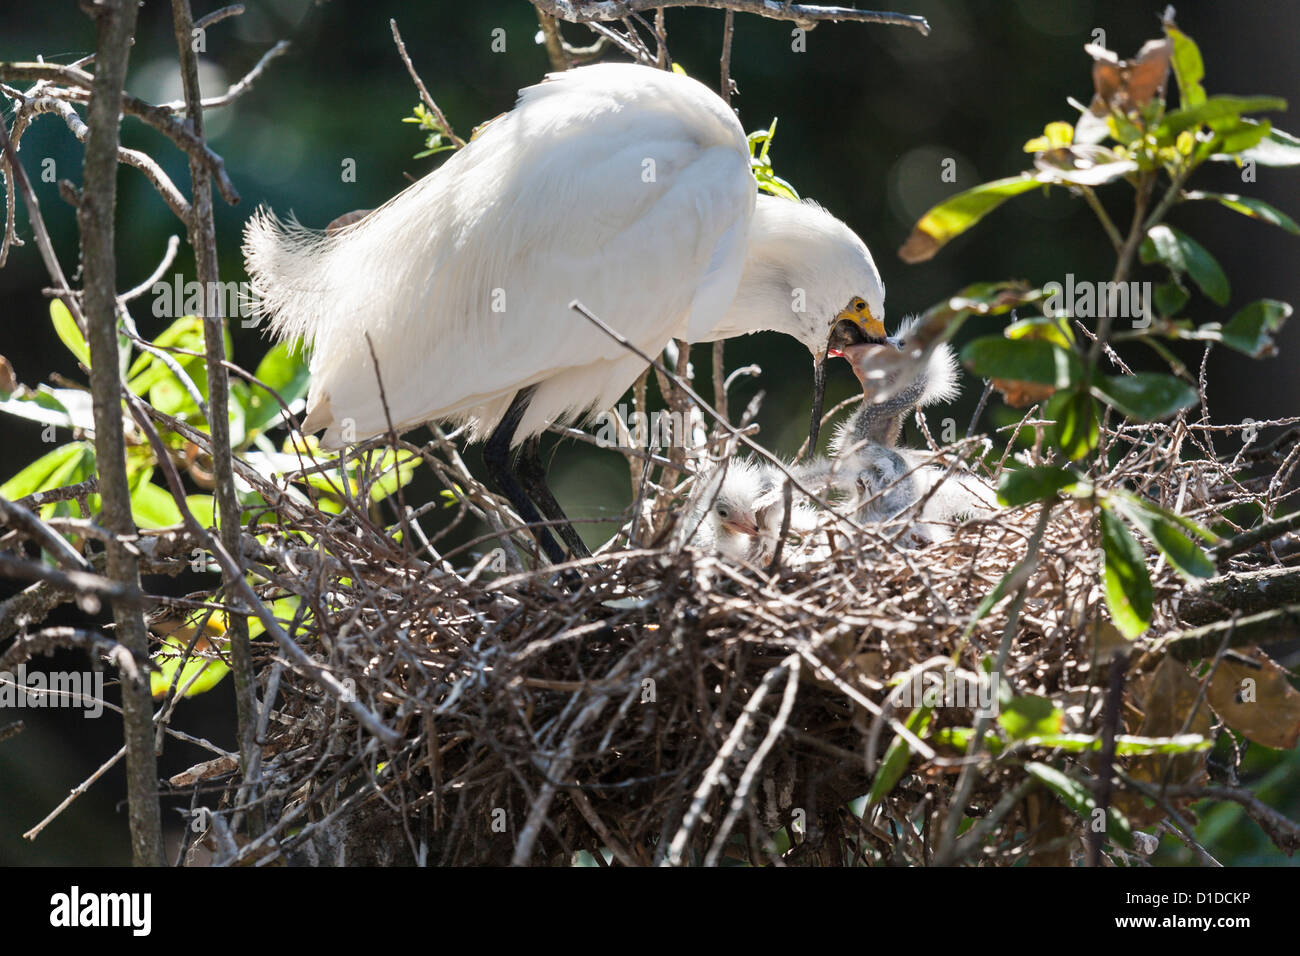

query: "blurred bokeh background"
(2, 0), (1297, 865)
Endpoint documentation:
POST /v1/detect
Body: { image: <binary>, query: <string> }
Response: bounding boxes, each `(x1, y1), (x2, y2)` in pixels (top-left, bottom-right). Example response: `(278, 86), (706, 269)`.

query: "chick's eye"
(716, 505), (730, 519)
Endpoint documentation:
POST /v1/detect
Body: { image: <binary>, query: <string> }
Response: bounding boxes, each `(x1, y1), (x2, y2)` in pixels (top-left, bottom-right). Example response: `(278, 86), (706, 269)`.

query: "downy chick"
(684, 457), (821, 565)
(832, 317), (995, 541)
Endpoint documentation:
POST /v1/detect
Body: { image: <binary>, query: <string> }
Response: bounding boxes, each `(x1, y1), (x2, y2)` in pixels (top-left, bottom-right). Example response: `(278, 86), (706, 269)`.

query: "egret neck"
(698, 194), (888, 452)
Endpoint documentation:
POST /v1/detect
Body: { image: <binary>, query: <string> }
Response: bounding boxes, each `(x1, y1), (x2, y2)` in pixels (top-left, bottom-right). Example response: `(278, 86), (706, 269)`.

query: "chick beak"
(813, 308), (886, 453)
(722, 516), (760, 537)
(842, 341), (898, 387)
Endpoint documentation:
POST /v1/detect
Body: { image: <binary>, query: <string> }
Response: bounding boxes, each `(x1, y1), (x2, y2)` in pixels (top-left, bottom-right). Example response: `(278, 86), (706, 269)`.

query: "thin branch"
(169, 0), (262, 836)
(529, 0), (930, 35)
(390, 20), (465, 148)
(536, 9), (572, 71)
(0, 495), (92, 571)
(157, 39), (290, 113)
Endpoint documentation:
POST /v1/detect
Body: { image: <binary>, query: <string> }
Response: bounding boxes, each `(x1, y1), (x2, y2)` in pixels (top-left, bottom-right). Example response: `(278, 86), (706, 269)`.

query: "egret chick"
(685, 458), (820, 566)
(832, 318), (995, 542)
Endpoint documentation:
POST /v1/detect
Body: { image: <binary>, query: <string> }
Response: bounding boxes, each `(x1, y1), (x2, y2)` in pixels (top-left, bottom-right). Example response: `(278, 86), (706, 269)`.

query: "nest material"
(147, 396), (1300, 868)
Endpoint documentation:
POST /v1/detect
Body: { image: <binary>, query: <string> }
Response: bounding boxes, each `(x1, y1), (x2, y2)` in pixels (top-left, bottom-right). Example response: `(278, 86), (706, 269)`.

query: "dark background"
(2, 0), (1298, 865)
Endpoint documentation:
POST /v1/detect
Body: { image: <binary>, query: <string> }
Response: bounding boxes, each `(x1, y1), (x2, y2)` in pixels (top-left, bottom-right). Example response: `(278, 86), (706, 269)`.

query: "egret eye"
(716, 504), (730, 519)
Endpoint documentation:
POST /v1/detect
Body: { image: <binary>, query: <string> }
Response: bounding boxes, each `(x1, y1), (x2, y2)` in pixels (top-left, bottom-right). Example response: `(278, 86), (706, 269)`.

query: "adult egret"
(243, 62), (887, 564)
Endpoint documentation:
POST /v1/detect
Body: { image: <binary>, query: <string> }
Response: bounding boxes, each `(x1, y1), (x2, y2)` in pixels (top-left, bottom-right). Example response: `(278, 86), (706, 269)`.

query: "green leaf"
(50, 300), (91, 368)
(997, 464), (1083, 507)
(1045, 389), (1099, 461)
(865, 705), (932, 807)
(1164, 22), (1205, 109)
(1100, 508), (1152, 639)
(999, 695), (1064, 740)
(1030, 733), (1211, 755)
(1005, 314), (1075, 349)
(1154, 281), (1189, 317)
(1025, 761), (1134, 848)
(748, 117), (800, 202)
(0, 442), (92, 500)
(1157, 95), (1286, 138)
(898, 176), (1041, 264)
(369, 451), (420, 502)
(1140, 225), (1230, 306)
(131, 482), (186, 529)
(961, 337), (1082, 388)
(1218, 299), (1293, 357)
(247, 344), (310, 435)
(1226, 123), (1300, 167)
(1092, 373), (1197, 422)
(938, 729), (1209, 756)
(1108, 492), (1215, 580)
(1207, 117), (1272, 157)
(185, 494), (218, 530)
(1185, 191), (1300, 234)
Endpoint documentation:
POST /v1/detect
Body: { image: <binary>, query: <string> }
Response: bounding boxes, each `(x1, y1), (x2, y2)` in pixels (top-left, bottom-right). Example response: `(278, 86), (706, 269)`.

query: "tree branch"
(529, 0), (930, 35)
(1156, 604), (1300, 662)
(76, 0), (164, 866)
(169, 0), (263, 836)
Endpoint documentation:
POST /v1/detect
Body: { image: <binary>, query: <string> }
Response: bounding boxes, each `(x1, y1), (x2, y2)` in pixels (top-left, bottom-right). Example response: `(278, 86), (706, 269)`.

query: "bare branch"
(529, 0), (930, 35)
(78, 0), (165, 867)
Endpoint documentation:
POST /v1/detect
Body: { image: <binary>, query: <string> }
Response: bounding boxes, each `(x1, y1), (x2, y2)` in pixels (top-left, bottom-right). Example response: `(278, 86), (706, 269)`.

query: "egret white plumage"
(243, 63), (887, 564)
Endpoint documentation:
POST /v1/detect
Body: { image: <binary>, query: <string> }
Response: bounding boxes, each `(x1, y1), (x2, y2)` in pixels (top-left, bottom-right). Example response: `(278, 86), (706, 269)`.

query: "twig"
(390, 20), (465, 148)
(157, 40), (290, 113)
(0, 495), (92, 571)
(530, 1), (930, 35)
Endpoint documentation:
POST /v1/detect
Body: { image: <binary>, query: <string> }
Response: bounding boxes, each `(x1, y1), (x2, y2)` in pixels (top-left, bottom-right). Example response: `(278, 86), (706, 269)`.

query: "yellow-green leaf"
(899, 176), (1041, 264)
(50, 300), (91, 368)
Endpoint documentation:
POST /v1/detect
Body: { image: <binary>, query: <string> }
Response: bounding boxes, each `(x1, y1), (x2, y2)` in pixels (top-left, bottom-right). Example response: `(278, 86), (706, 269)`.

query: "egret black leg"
(519, 436), (592, 560)
(483, 387), (567, 565)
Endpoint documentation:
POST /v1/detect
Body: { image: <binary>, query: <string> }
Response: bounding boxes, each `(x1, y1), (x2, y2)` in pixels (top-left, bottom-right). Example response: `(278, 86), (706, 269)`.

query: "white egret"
(244, 62), (887, 564)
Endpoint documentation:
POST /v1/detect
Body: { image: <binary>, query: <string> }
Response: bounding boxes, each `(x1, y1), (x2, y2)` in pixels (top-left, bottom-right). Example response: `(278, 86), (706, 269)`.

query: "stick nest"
(149, 395), (1298, 868)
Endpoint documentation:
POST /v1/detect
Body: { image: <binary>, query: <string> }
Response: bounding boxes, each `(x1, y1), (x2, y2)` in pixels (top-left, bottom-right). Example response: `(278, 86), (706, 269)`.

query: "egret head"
(727, 196), (887, 453)
(743, 197), (887, 357)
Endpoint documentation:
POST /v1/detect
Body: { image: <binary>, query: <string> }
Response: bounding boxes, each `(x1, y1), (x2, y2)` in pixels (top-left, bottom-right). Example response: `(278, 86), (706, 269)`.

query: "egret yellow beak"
(834, 304), (886, 341)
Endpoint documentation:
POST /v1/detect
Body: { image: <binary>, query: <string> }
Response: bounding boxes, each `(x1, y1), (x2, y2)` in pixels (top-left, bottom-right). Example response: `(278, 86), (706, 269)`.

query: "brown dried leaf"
(991, 378), (1056, 408)
(1117, 656), (1211, 825)
(0, 354), (16, 395)
(1206, 649), (1300, 749)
